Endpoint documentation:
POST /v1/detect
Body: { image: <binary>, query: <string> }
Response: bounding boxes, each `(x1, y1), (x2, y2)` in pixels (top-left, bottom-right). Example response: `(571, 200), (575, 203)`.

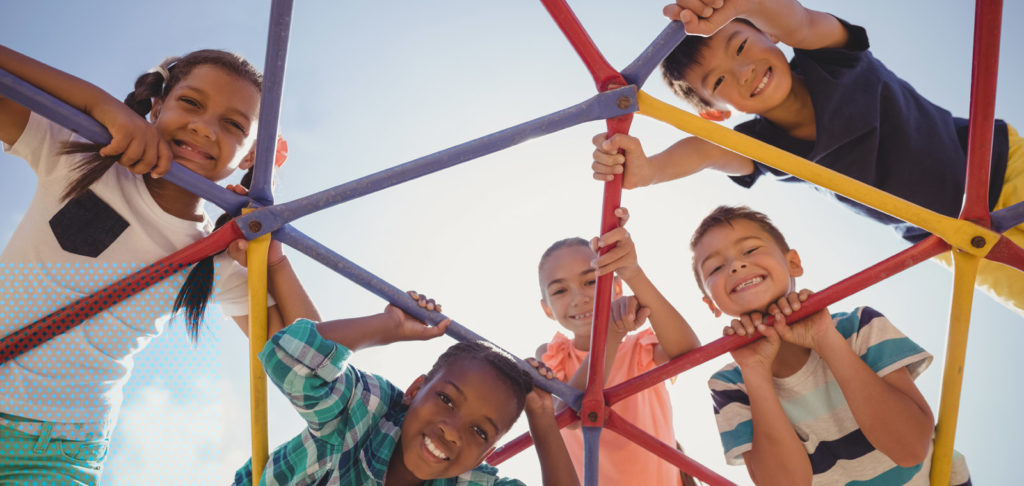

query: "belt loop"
(33, 422), (54, 452)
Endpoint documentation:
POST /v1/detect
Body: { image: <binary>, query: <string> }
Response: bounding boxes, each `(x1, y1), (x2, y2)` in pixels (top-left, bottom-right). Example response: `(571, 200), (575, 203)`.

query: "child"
(0, 46), (310, 483)
(690, 205), (969, 484)
(591, 0), (1024, 316)
(536, 208), (702, 485)
(232, 293), (580, 486)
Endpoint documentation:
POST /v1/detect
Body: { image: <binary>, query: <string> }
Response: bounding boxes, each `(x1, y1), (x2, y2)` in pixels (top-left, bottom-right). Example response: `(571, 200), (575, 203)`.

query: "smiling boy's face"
(682, 21), (793, 119)
(693, 218), (803, 317)
(396, 359), (520, 480)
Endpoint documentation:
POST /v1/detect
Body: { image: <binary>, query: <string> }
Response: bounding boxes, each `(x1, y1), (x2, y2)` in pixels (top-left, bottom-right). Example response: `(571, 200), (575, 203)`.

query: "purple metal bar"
(274, 224), (584, 408)
(991, 201), (1024, 233)
(0, 67), (251, 215)
(248, 0), (294, 205)
(235, 86), (638, 240)
(582, 426), (601, 486)
(620, 21), (686, 88)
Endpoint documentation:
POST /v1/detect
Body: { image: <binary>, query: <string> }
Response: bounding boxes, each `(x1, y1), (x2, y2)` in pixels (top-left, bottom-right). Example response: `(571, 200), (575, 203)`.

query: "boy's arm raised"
(592, 133), (754, 189)
(665, 0), (847, 50)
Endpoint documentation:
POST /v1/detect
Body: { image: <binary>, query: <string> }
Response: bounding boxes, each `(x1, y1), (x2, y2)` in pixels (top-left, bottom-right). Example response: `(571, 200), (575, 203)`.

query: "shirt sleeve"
(834, 306), (933, 379)
(456, 463), (526, 485)
(259, 318), (398, 444)
(212, 253), (276, 317)
(707, 364), (753, 465)
(4, 112), (79, 181)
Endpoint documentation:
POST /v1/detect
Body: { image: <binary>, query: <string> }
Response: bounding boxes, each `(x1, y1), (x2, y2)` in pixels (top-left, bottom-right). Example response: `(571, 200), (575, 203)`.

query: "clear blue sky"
(2, 1), (1022, 484)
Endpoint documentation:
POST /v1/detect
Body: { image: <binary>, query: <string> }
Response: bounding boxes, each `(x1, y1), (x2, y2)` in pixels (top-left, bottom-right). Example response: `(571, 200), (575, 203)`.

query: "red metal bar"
(959, 0), (1002, 225)
(540, 0), (626, 92)
(487, 407), (580, 465)
(605, 235), (950, 405)
(984, 235), (1024, 274)
(604, 408), (735, 486)
(0, 222), (244, 365)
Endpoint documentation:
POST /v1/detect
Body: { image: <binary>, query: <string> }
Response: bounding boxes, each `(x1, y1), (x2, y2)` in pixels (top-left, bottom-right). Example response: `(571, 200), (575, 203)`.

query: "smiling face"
(397, 360), (520, 480)
(682, 21), (793, 117)
(693, 218), (803, 317)
(539, 243), (599, 339)
(150, 64), (261, 182)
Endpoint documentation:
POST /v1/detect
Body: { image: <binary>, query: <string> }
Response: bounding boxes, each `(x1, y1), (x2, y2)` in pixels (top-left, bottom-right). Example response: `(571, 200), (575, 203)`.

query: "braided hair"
(61, 50), (263, 342)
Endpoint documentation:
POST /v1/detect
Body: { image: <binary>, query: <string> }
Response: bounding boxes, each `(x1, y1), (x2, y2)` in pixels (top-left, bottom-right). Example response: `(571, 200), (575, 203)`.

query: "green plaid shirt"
(232, 319), (526, 486)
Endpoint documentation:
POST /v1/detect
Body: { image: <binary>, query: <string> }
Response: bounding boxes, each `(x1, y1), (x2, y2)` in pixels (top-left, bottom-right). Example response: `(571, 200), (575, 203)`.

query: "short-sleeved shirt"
(232, 319), (523, 486)
(730, 19), (1009, 243)
(0, 113), (252, 440)
(708, 307), (969, 485)
(542, 329), (682, 486)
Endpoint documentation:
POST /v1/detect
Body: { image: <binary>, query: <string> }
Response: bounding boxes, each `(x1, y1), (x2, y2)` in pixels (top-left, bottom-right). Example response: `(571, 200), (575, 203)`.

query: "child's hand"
(770, 289), (834, 350)
(663, 0), (747, 37)
(92, 99), (172, 178)
(725, 311), (780, 372)
(591, 208), (641, 280)
(524, 357), (557, 416)
(609, 296), (649, 339)
(382, 291), (450, 342)
(592, 133), (653, 189)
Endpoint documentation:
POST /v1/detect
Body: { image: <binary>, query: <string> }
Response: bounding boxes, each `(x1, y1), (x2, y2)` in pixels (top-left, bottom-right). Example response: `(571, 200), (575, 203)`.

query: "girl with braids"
(0, 45), (315, 484)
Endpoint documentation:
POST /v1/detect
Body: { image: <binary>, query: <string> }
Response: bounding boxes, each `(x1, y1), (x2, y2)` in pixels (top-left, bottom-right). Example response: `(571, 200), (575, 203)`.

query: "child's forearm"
(621, 269), (700, 358)
(527, 408), (581, 486)
(0, 45), (120, 118)
(815, 330), (933, 465)
(650, 137), (752, 184)
(741, 367), (813, 485)
(315, 313), (398, 351)
(267, 256), (321, 332)
(743, 0), (847, 50)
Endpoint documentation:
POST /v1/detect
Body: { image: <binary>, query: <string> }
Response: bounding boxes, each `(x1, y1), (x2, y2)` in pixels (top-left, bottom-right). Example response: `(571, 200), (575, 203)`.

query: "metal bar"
(636, 90), (1002, 257)
(930, 250), (981, 485)
(540, 0), (625, 91)
(236, 87), (637, 239)
(487, 408), (579, 465)
(990, 200), (1024, 233)
(249, 0), (294, 205)
(581, 426), (601, 486)
(273, 225), (583, 405)
(605, 235), (950, 405)
(620, 21), (687, 89)
(984, 235), (1024, 274)
(0, 68), (251, 215)
(244, 213), (272, 484)
(958, 0), (1002, 226)
(0, 222), (243, 364)
(604, 409), (734, 485)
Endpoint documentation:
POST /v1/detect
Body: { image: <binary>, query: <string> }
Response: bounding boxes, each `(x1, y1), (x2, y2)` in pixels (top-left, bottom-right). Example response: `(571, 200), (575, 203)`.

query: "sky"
(2, 1), (1023, 484)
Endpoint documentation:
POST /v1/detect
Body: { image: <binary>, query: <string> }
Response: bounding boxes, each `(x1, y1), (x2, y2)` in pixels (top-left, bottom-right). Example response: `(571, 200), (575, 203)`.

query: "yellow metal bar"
(930, 250), (979, 485)
(244, 208), (271, 485)
(636, 90), (1001, 257)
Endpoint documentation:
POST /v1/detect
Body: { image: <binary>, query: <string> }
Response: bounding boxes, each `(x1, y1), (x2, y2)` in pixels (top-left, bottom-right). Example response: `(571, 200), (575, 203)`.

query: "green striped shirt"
(232, 319), (525, 486)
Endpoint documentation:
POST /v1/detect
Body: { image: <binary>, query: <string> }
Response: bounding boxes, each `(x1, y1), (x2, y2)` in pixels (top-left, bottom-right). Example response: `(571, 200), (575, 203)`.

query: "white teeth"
(752, 69), (771, 96)
(734, 276), (764, 292)
(570, 311), (593, 320)
(424, 436), (448, 460)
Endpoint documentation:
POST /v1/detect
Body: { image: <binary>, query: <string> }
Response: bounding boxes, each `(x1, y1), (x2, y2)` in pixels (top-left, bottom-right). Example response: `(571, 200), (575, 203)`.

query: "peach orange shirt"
(542, 329), (682, 486)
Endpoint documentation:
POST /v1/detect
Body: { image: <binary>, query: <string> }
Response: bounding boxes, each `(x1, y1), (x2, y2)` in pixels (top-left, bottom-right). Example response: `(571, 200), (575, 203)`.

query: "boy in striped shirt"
(691, 205), (969, 485)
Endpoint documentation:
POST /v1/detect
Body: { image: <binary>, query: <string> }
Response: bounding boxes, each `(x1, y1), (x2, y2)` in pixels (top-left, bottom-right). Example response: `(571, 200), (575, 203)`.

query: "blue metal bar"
(0, 67), (251, 215)
(620, 21), (687, 89)
(991, 201), (1024, 233)
(275, 224), (584, 408)
(236, 86), (639, 239)
(248, 0), (294, 205)
(582, 426), (601, 486)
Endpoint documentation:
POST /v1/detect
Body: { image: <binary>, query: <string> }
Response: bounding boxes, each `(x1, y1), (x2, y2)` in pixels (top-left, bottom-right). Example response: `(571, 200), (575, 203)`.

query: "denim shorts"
(0, 417), (108, 486)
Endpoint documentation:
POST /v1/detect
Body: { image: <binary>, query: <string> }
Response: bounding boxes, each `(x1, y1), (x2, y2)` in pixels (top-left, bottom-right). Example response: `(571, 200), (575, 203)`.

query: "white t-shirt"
(0, 112), (252, 440)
